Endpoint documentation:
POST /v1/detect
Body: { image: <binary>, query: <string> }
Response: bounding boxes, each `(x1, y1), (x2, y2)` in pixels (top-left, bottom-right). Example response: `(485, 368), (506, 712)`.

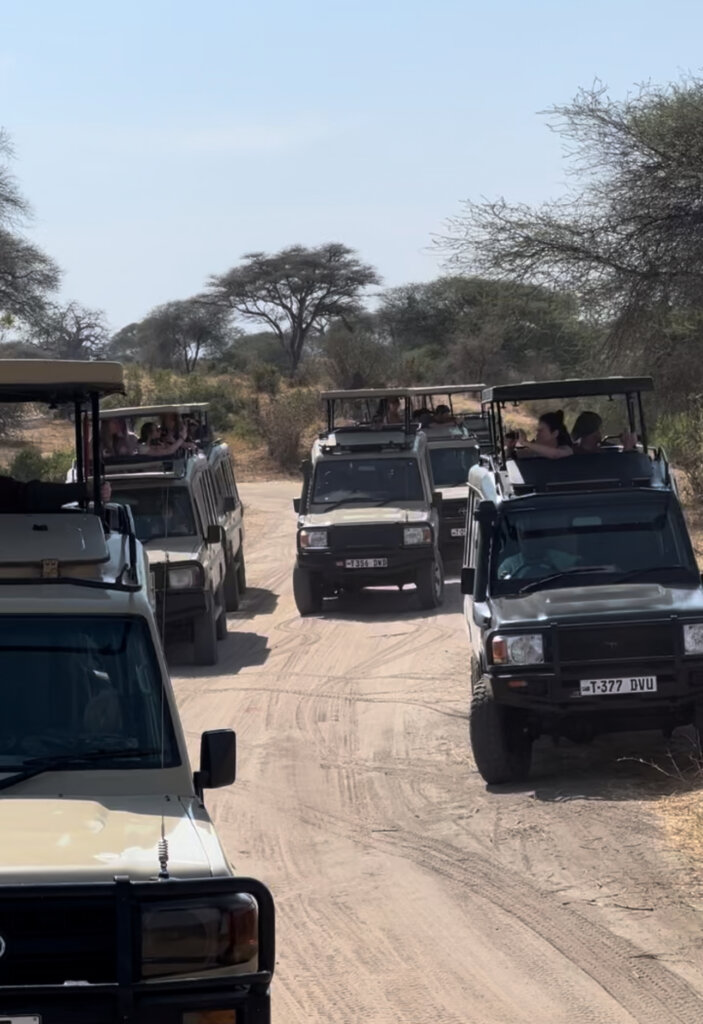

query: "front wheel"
(293, 566), (324, 616)
(469, 678), (532, 785)
(416, 555), (444, 609)
(193, 596), (218, 666)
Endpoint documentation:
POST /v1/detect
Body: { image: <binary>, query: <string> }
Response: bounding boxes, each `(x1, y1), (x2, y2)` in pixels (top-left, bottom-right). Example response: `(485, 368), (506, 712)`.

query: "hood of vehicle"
(142, 535), (203, 563)
(0, 795), (229, 882)
(303, 507), (430, 527)
(489, 582), (703, 627)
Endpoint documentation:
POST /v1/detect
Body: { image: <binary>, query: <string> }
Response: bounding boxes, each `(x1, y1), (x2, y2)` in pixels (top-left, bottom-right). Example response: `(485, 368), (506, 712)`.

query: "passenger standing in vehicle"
(433, 404), (455, 425)
(384, 397), (402, 424)
(571, 411), (637, 453)
(506, 411), (573, 460)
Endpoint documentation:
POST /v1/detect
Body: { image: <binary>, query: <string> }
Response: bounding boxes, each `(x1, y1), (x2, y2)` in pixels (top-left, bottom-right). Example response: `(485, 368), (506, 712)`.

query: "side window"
(465, 488), (480, 568)
(201, 471), (220, 524)
(191, 478), (212, 532)
(225, 457), (240, 504)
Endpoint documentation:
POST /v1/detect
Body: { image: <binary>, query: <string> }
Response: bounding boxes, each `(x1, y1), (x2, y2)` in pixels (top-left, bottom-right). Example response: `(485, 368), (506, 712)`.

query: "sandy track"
(172, 481), (703, 1023)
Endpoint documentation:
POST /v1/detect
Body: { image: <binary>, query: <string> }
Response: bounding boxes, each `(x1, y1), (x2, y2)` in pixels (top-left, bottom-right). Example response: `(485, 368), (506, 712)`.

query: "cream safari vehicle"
(0, 362), (274, 1022)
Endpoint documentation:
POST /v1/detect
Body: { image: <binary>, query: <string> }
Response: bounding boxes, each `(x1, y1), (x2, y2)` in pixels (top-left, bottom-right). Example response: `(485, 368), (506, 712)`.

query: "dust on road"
(171, 481), (703, 1024)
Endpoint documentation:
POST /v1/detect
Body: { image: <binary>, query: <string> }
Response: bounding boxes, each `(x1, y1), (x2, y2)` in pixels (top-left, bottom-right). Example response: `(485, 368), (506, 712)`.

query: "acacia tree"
(31, 301), (109, 359)
(209, 243), (381, 374)
(135, 297), (233, 373)
(439, 79), (703, 401)
(0, 130), (60, 324)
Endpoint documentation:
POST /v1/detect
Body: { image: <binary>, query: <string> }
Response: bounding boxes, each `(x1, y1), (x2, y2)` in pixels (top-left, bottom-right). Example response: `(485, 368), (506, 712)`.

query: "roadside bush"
(257, 389), (319, 470)
(655, 405), (703, 497)
(9, 446), (47, 481)
(43, 449), (75, 482)
(250, 362), (280, 397)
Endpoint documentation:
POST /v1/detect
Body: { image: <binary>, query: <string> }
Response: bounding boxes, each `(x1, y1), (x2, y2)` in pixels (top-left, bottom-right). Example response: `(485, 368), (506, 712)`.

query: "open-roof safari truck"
(408, 385), (488, 556)
(461, 376), (703, 784)
(97, 403), (246, 666)
(293, 388), (444, 614)
(0, 363), (273, 1022)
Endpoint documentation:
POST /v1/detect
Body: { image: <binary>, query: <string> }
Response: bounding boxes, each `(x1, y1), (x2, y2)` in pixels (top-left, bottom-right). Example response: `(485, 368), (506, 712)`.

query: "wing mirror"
(223, 495), (237, 513)
(431, 491), (443, 511)
(461, 567), (475, 594)
(194, 729), (236, 799)
(293, 497), (301, 514)
(206, 523), (223, 545)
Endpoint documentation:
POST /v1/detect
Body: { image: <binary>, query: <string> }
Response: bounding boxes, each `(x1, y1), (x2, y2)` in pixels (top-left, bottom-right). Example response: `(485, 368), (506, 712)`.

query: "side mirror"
(461, 567), (475, 594)
(206, 523), (223, 545)
(223, 495), (237, 513)
(299, 458), (312, 478)
(293, 497), (301, 514)
(194, 729), (236, 798)
(431, 491), (443, 511)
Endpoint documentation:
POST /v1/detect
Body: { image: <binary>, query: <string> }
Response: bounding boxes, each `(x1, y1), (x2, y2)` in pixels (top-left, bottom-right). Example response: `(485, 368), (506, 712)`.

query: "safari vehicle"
(461, 376), (703, 784)
(293, 388), (444, 614)
(98, 403), (246, 666)
(409, 385), (487, 554)
(0, 362), (274, 1022)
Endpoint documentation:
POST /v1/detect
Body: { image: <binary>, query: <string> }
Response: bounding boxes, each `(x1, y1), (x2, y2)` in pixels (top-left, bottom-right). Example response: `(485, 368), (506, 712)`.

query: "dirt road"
(173, 481), (703, 1023)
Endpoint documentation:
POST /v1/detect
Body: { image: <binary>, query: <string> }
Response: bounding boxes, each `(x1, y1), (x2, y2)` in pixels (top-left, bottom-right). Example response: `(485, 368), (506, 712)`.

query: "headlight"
(299, 529), (328, 549)
(403, 525), (432, 546)
(684, 623), (703, 654)
(168, 565), (201, 589)
(141, 893), (258, 980)
(492, 634), (544, 665)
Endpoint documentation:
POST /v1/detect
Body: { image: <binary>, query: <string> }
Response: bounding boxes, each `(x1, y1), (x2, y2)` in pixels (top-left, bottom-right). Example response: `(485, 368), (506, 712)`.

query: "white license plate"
(344, 558), (388, 569)
(0, 1017), (41, 1023)
(579, 676), (658, 696)
(450, 527), (466, 537)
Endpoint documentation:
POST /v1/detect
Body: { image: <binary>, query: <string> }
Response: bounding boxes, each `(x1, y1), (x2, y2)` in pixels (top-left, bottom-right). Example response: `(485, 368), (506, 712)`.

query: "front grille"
(0, 894), (116, 984)
(559, 623), (675, 663)
(329, 524), (401, 551)
(442, 499), (467, 519)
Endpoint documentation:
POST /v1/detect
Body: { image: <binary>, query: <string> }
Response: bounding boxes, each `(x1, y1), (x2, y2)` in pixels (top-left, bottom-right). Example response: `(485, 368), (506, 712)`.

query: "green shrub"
(43, 449), (75, 482)
(250, 362), (281, 397)
(655, 405), (703, 497)
(9, 446), (47, 482)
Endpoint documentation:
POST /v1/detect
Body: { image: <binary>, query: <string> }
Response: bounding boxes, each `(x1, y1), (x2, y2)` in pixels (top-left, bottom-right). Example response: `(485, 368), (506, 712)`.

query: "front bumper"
(0, 876), (273, 1024)
(439, 517), (466, 548)
(298, 546), (434, 585)
(156, 588), (208, 627)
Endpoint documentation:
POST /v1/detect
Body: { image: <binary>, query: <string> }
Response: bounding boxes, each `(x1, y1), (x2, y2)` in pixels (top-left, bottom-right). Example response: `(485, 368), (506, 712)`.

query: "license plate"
(344, 558), (388, 569)
(450, 527), (466, 537)
(0, 1017), (41, 1023)
(579, 676), (658, 696)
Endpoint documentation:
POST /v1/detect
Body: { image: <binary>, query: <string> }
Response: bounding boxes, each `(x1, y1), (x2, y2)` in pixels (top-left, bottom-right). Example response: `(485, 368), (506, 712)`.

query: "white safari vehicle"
(0, 363), (274, 1023)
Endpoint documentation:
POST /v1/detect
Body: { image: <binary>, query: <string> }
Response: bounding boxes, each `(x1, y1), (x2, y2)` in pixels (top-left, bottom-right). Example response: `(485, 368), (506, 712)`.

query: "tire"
(223, 552), (241, 612)
(416, 554), (444, 609)
(215, 585), (228, 641)
(293, 566), (323, 616)
(193, 595), (218, 666)
(469, 678), (532, 785)
(236, 550), (247, 594)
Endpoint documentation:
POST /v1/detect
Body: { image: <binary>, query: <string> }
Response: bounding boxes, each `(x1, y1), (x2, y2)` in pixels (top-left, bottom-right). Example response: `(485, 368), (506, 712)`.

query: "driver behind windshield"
(497, 529), (580, 580)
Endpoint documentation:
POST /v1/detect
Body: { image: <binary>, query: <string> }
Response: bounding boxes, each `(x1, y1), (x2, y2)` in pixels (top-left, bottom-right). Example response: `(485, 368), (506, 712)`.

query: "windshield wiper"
(0, 748), (162, 792)
(517, 565), (616, 595)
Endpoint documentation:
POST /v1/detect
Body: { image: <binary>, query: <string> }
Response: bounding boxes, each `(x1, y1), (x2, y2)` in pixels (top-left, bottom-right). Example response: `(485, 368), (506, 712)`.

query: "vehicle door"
(191, 469), (225, 590)
(211, 449), (243, 555)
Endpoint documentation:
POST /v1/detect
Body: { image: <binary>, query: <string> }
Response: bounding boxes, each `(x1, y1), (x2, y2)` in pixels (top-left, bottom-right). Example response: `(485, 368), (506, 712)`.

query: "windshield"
(111, 486), (196, 541)
(311, 458), (424, 504)
(491, 494), (697, 595)
(430, 446), (479, 487)
(0, 617), (179, 769)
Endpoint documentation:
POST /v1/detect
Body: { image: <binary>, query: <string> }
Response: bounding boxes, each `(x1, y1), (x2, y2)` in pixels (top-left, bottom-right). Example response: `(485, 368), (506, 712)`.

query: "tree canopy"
(439, 78), (703, 402)
(209, 243), (381, 373)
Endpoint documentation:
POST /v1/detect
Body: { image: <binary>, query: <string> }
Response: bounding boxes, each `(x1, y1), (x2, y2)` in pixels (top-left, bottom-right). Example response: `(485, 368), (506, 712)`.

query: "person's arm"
(521, 441), (573, 460)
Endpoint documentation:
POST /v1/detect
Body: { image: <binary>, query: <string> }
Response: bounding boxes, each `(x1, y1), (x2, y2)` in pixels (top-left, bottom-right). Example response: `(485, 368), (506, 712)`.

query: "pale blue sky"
(2, 0), (702, 330)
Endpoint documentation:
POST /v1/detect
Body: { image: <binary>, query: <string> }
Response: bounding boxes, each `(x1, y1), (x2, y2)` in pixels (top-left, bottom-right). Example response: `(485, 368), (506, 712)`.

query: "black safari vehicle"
(461, 376), (703, 784)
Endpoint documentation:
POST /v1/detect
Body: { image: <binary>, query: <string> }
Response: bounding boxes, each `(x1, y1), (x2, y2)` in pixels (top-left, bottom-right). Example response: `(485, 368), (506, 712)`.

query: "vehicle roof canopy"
(321, 387), (412, 401)
(0, 359), (124, 403)
(482, 377), (653, 404)
(99, 402), (209, 420)
(409, 384), (486, 398)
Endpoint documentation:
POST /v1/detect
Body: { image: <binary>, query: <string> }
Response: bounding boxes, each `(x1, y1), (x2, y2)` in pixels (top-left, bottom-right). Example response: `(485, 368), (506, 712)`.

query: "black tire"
(236, 549), (247, 594)
(215, 585), (227, 641)
(223, 552), (241, 612)
(293, 566), (323, 616)
(469, 678), (532, 785)
(193, 596), (218, 666)
(416, 554), (444, 609)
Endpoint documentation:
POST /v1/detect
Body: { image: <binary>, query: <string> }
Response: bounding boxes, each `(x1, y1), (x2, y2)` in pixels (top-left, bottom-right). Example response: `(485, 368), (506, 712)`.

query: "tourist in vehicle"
(385, 396), (403, 424)
(138, 421), (161, 450)
(412, 407), (433, 428)
(505, 411), (573, 460)
(161, 412), (197, 453)
(433, 404), (455, 425)
(100, 417), (138, 458)
(571, 410), (638, 453)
